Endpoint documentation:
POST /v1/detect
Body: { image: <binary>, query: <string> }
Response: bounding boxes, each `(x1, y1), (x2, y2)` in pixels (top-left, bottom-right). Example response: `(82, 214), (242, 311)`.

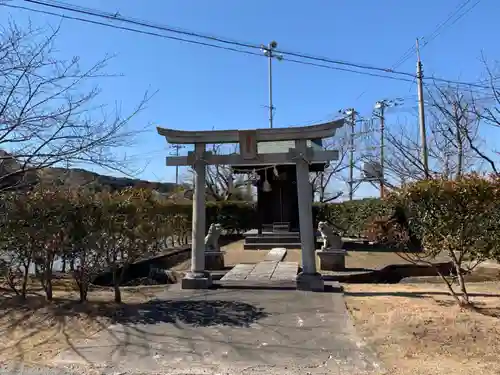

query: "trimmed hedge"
(164, 198), (390, 237)
(160, 201), (257, 234)
(314, 198), (392, 237)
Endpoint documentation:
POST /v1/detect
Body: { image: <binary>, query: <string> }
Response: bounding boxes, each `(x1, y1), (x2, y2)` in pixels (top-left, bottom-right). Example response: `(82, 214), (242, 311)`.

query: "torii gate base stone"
(157, 120), (344, 291)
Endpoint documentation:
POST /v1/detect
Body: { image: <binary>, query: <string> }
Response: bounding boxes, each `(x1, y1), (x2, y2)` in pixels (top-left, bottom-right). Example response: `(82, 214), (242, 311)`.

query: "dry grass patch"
(344, 282), (500, 375)
(0, 279), (163, 365)
(222, 240), (270, 266)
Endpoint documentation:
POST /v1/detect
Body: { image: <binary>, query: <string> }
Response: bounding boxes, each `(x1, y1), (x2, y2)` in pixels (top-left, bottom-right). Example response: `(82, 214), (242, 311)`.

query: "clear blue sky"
(1, 0), (497, 198)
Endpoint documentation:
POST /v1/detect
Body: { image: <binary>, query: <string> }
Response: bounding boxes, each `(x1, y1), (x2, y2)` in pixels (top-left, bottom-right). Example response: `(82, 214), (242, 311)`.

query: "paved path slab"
(245, 260), (278, 281)
(264, 247), (287, 261)
(271, 261), (298, 280)
(53, 286), (383, 374)
(220, 263), (256, 281)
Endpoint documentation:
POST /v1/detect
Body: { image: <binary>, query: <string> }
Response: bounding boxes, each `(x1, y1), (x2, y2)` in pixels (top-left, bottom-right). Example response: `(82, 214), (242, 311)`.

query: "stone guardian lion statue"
(318, 221), (343, 250)
(204, 223), (222, 252)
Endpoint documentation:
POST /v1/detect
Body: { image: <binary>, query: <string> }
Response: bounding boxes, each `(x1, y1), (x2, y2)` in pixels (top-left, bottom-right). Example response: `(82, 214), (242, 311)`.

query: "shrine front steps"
(243, 231), (320, 250)
(244, 231), (299, 250)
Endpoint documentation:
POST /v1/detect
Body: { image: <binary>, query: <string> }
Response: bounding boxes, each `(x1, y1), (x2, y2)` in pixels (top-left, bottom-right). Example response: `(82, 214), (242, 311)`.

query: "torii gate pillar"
(157, 120), (344, 291)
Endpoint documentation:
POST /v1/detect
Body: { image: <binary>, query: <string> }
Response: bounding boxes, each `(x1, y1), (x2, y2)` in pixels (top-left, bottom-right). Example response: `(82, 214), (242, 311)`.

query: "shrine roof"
(157, 120), (344, 144)
(256, 139), (322, 154)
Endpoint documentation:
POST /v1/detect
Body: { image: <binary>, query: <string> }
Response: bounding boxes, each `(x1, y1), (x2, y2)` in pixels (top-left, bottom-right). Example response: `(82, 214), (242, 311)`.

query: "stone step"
(245, 236), (301, 244)
(244, 231), (300, 238)
(264, 247), (287, 261)
(244, 242), (302, 250)
(216, 279), (297, 290)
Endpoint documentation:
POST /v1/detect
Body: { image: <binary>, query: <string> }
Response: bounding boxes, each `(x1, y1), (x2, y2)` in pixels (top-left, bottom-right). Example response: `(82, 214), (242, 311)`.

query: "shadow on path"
(113, 299), (268, 327)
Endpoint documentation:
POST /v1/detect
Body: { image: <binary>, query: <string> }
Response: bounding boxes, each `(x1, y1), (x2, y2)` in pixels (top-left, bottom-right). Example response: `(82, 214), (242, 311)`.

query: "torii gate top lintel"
(156, 119), (344, 145)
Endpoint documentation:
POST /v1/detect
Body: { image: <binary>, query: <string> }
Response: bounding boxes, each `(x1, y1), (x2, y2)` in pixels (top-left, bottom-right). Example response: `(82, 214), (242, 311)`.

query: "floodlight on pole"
(261, 41), (283, 128)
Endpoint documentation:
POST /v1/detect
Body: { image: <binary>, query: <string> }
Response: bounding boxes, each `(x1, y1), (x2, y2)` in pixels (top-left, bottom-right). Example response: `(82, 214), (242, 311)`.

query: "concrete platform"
(219, 260), (299, 288)
(53, 286), (383, 374)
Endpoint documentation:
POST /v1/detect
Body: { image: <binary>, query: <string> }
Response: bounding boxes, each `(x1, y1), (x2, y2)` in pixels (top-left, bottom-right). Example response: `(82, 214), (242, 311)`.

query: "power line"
(391, 45), (418, 70)
(3, 3), (267, 57)
(22, 0), (418, 78)
(425, 76), (491, 90)
(422, 0), (481, 48)
(23, 0), (260, 50)
(392, 0), (482, 69)
(4, 1), (492, 90)
(1, 2), (416, 84)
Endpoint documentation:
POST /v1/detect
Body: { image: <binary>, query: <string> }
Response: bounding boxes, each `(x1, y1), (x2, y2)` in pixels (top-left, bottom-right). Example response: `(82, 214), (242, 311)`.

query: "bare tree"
(378, 83), (489, 184)
(0, 22), (152, 191)
(181, 143), (252, 201)
(310, 134), (350, 203)
(468, 56), (500, 175)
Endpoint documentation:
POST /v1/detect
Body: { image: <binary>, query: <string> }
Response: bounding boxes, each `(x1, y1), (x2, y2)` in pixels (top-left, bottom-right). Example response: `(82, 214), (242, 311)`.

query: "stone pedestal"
(181, 271), (213, 289)
(316, 249), (347, 271)
(205, 251), (225, 270)
(296, 272), (324, 292)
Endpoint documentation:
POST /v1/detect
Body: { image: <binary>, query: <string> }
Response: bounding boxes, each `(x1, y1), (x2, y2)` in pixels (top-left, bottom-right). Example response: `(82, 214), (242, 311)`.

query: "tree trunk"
(61, 256), (66, 273)
(455, 264), (471, 305)
(78, 282), (88, 302)
(112, 268), (122, 303)
(45, 278), (53, 301)
(6, 268), (20, 296)
(42, 258), (54, 302)
(21, 267), (29, 299)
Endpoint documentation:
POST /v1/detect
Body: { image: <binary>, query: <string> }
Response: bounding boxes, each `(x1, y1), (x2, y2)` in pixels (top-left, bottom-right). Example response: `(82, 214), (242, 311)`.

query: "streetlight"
(261, 41), (283, 128)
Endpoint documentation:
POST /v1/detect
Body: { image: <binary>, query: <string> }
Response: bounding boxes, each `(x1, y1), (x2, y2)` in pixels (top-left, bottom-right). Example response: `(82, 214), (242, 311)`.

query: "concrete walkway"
(52, 285), (383, 374)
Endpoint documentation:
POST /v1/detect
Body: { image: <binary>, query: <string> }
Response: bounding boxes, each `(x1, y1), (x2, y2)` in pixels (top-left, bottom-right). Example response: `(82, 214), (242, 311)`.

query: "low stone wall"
(92, 235), (243, 286)
(92, 246), (191, 286)
(322, 262), (456, 284)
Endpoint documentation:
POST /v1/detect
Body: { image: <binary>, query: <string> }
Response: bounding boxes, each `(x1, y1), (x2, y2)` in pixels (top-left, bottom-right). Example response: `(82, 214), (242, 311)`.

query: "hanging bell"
(273, 166), (279, 177)
(262, 179), (272, 192)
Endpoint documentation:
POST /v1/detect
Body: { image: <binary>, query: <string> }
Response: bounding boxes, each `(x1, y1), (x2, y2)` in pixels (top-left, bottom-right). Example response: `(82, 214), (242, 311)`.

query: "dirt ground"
(284, 248), (420, 269)
(0, 279), (163, 365)
(174, 240), (433, 271)
(344, 282), (500, 375)
(172, 240), (270, 271)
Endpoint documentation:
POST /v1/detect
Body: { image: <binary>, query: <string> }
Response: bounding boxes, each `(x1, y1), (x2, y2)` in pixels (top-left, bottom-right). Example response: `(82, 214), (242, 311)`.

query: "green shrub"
(385, 174), (500, 306)
(314, 198), (391, 237)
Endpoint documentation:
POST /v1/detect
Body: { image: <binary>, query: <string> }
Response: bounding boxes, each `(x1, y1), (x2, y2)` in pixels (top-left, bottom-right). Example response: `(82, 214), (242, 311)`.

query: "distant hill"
(0, 149), (178, 193)
(37, 167), (178, 193)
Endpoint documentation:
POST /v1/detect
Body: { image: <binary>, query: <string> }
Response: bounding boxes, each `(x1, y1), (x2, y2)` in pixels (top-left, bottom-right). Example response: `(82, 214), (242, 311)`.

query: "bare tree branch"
(0, 21), (154, 191)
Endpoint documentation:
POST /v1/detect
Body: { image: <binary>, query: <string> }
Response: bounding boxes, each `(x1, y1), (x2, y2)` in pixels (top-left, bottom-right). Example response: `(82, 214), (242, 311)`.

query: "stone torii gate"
(157, 120), (344, 291)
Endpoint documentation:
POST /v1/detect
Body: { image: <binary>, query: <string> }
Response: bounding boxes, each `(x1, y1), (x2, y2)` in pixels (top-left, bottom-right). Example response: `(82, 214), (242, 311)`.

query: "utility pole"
(416, 38), (429, 178)
(349, 110), (355, 200)
(261, 41), (283, 128)
(374, 98), (403, 197)
(170, 144), (185, 186)
(339, 108), (357, 200)
(376, 103), (386, 198)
